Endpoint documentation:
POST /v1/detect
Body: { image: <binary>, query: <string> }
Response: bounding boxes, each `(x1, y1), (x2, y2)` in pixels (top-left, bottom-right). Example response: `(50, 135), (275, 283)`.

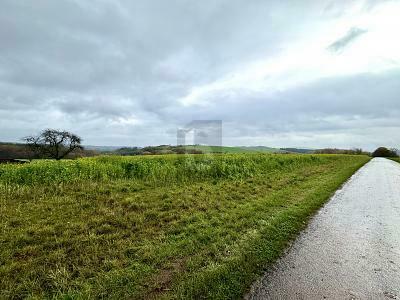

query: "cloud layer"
(327, 27), (368, 53)
(1, 0), (400, 150)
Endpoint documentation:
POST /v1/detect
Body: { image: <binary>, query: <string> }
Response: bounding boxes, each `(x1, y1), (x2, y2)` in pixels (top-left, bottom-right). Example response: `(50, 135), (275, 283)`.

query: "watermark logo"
(177, 120), (222, 154)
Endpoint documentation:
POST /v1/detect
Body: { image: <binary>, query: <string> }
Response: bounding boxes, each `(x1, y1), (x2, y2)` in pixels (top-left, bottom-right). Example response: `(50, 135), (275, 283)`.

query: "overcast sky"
(1, 0), (400, 149)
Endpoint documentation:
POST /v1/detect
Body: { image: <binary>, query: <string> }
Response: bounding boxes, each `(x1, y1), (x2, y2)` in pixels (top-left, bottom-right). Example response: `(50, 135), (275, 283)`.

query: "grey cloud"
(328, 27), (368, 53)
(1, 0), (310, 115)
(165, 69), (400, 149)
(0, 0), (399, 149)
(323, 0), (392, 16)
(363, 0), (394, 11)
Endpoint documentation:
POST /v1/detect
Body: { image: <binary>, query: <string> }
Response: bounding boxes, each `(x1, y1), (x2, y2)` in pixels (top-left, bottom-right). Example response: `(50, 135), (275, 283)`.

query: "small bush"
(371, 147), (398, 158)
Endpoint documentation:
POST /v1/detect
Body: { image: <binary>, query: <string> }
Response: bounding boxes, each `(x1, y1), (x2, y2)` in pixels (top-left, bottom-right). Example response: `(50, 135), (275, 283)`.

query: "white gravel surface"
(247, 158), (400, 300)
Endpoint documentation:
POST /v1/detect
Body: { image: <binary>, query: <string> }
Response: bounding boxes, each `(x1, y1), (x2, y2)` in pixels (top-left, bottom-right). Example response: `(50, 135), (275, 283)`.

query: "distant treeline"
(0, 143), (98, 159)
(314, 148), (369, 155)
(0, 143), (34, 159)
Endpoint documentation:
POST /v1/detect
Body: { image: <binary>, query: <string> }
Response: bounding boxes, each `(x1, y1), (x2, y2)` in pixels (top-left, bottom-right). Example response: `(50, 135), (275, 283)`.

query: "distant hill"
(280, 148), (315, 154)
(176, 145), (284, 154)
(84, 145), (123, 152)
(112, 145), (202, 156)
(240, 146), (285, 153)
(87, 145), (311, 154)
(107, 145), (284, 156)
(0, 141), (321, 158)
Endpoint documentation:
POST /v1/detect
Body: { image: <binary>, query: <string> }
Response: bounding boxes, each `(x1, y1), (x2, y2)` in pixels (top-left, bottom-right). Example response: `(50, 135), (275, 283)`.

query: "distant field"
(184, 145), (283, 153)
(0, 154), (370, 299)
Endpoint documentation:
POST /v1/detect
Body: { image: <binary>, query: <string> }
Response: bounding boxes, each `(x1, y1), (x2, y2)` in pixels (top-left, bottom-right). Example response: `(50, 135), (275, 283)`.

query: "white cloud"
(180, 0), (400, 107)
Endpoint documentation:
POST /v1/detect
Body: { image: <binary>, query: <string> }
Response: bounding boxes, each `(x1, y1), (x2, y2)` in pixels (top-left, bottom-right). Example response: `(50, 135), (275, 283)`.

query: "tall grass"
(0, 154), (353, 186)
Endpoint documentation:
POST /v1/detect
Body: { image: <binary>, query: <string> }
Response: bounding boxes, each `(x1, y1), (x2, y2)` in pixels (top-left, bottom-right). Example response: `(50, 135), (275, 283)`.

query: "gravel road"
(247, 158), (400, 300)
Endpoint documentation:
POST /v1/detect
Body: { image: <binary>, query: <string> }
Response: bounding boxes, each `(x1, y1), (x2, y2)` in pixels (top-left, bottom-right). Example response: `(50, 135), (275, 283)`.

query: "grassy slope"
(184, 145), (282, 154)
(0, 155), (369, 299)
(238, 146), (284, 153)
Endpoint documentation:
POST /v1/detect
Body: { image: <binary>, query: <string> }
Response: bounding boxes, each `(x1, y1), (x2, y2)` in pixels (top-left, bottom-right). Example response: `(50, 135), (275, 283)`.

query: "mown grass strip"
(172, 157), (369, 299)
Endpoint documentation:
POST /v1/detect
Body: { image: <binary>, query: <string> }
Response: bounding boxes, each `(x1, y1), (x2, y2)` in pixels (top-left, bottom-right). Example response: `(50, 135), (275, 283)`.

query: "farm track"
(247, 158), (400, 299)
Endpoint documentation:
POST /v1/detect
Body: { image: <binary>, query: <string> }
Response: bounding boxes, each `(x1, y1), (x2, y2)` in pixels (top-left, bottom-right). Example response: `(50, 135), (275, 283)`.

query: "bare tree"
(24, 129), (83, 160)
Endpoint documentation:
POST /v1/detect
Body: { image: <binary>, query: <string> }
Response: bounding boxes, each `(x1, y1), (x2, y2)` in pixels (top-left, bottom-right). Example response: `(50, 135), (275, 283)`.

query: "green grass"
(183, 145), (282, 154)
(0, 154), (323, 185)
(0, 154), (370, 299)
(238, 146), (284, 153)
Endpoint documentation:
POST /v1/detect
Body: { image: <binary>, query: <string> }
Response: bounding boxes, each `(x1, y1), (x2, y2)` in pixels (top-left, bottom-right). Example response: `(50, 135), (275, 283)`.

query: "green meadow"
(0, 154), (370, 299)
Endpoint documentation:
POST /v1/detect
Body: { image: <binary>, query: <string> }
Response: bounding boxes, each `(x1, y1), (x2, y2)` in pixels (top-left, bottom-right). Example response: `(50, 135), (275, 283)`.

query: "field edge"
(169, 157), (370, 299)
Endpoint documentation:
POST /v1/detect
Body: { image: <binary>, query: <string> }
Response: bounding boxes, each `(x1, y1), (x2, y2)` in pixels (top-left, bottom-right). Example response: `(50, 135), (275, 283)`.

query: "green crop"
(0, 153), (350, 186)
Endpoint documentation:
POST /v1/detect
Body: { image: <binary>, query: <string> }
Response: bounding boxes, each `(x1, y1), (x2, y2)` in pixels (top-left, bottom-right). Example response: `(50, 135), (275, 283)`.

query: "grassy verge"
(388, 157), (400, 163)
(0, 154), (370, 299)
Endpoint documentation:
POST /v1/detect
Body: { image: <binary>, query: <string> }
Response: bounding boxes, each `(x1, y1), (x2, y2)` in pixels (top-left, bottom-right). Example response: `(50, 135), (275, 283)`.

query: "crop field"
(0, 154), (370, 299)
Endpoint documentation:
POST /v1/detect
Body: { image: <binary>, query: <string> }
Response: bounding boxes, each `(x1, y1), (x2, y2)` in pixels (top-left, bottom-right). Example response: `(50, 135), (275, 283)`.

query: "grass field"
(0, 154), (370, 299)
